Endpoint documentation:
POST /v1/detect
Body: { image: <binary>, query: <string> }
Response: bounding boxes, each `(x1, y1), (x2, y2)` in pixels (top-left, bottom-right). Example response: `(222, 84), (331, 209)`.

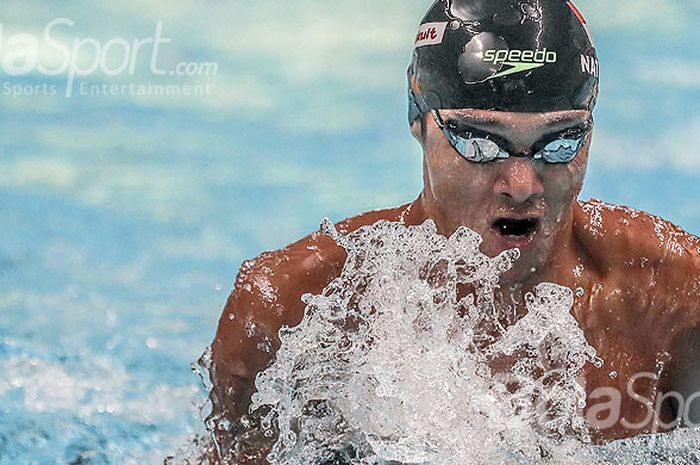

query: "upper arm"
(208, 207), (408, 410)
(209, 255), (298, 422)
(658, 236), (700, 425)
(207, 236), (344, 444)
(206, 255), (303, 461)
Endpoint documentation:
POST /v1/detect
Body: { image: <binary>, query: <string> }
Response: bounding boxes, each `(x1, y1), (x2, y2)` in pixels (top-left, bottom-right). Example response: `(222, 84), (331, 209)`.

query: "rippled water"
(0, 193), (216, 464)
(0, 345), (204, 465)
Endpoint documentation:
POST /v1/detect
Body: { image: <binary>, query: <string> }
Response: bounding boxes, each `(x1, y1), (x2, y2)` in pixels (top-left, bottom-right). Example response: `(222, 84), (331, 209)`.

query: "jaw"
(481, 215), (571, 283)
(496, 212), (577, 284)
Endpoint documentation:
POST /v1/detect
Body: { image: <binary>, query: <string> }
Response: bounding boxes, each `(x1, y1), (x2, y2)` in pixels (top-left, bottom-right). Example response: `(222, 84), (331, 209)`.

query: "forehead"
(439, 109), (592, 129)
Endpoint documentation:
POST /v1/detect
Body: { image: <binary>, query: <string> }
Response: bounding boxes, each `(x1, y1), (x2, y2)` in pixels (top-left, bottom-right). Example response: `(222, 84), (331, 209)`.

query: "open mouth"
(492, 218), (540, 237)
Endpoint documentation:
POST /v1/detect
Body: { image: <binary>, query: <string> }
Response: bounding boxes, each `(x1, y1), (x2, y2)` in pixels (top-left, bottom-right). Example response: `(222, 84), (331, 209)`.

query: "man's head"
(408, 0), (599, 279)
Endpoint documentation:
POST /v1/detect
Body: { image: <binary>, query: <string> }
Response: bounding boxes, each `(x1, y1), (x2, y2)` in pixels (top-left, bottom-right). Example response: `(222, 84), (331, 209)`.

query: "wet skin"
(208, 110), (700, 461)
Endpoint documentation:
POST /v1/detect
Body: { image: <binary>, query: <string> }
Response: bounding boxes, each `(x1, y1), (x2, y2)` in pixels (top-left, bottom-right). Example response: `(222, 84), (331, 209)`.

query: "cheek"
(426, 141), (494, 201)
(544, 135), (590, 199)
(569, 152), (588, 185)
(566, 140), (590, 191)
(543, 162), (586, 210)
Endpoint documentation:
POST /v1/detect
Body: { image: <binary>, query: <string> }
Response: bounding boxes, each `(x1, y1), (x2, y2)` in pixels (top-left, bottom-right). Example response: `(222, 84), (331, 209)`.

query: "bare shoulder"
(574, 199), (700, 276)
(223, 203), (414, 319)
(238, 201), (418, 321)
(209, 203), (417, 415)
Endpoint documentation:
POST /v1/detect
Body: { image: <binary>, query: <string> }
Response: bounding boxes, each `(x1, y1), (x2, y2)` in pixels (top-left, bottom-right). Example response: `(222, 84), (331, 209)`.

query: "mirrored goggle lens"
(535, 138), (584, 163)
(448, 134), (508, 163)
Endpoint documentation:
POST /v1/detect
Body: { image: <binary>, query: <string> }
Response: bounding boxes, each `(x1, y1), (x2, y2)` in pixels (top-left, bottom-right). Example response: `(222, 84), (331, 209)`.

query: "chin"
(482, 232), (552, 282)
(500, 257), (541, 282)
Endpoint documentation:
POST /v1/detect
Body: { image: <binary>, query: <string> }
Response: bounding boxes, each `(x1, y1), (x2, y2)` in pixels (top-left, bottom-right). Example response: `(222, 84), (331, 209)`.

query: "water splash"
(246, 219), (603, 465)
(174, 218), (700, 465)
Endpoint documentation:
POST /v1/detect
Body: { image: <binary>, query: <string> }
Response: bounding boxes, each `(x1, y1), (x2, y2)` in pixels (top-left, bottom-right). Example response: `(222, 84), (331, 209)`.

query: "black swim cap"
(408, 0), (599, 124)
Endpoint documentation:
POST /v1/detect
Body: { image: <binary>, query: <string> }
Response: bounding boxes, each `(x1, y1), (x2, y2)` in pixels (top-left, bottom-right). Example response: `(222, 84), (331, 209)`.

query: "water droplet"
(257, 338), (273, 353)
(609, 371), (618, 379)
(245, 321), (257, 338)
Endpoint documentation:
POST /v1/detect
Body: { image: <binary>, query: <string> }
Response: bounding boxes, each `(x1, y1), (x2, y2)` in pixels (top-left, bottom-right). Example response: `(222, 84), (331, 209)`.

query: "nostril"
(495, 179), (544, 203)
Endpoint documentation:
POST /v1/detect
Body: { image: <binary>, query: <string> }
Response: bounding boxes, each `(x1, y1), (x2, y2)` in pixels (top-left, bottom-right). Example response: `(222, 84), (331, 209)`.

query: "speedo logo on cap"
(414, 22), (447, 48)
(482, 49), (557, 80)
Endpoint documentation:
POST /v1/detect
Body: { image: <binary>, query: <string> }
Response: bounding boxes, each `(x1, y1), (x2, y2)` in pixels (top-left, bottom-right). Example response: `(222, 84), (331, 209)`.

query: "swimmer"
(207, 0), (700, 461)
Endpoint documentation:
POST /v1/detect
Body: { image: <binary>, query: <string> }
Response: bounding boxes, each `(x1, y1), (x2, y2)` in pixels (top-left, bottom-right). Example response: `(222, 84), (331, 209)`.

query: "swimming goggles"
(431, 109), (592, 164)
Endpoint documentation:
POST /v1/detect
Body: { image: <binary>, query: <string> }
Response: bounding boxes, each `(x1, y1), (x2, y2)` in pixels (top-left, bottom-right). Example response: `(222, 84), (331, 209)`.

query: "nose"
(493, 158), (544, 203)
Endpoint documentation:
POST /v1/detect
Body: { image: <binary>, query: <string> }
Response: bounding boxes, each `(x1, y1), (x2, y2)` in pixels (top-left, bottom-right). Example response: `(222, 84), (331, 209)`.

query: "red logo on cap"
(416, 27), (438, 43)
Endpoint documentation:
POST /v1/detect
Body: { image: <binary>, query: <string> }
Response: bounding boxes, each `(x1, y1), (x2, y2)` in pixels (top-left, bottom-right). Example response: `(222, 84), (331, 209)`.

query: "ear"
(410, 116), (426, 149)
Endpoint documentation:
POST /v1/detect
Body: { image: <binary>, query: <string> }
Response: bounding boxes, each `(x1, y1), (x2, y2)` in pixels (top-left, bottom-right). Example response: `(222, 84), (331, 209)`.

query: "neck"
(419, 190), (460, 237)
(404, 191), (458, 237)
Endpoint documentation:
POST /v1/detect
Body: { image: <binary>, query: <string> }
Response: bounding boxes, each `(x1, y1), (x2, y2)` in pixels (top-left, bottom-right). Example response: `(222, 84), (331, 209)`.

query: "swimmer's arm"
(207, 241), (343, 464)
(205, 213), (388, 462)
(207, 264), (286, 464)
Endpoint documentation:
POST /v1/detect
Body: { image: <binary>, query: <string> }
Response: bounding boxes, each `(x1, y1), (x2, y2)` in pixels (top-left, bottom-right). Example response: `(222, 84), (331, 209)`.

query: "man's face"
(419, 108), (592, 279)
